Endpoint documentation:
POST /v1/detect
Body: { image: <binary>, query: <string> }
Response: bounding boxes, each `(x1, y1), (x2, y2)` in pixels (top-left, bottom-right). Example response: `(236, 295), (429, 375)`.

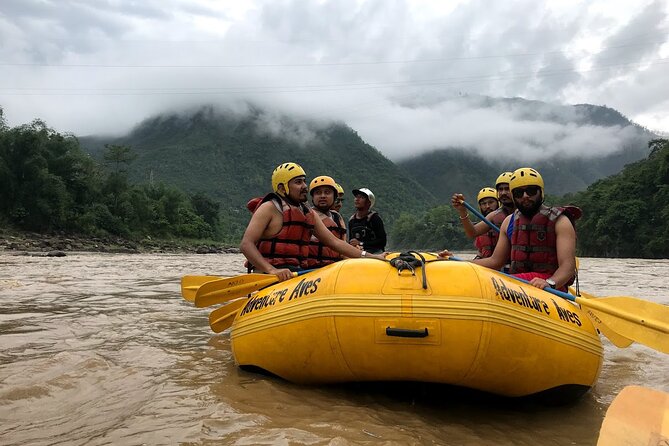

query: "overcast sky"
(1, 0), (668, 160)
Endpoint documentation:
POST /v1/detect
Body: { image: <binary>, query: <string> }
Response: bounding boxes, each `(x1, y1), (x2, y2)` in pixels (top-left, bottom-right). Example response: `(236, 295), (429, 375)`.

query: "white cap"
(352, 188), (375, 208)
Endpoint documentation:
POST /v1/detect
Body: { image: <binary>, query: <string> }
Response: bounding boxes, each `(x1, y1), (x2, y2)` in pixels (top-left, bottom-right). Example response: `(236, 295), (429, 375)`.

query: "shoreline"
(0, 229), (240, 256)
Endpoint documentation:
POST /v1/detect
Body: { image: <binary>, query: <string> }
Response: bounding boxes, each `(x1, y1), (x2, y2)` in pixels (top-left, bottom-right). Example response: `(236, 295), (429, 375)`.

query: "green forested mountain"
(397, 103), (655, 203)
(572, 139), (669, 258)
(6, 99), (665, 257)
(80, 105), (438, 240)
(0, 110), (225, 242)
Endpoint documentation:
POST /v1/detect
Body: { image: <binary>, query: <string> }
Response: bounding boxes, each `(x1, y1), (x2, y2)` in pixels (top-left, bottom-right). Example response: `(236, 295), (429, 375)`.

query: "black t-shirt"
(348, 211), (387, 253)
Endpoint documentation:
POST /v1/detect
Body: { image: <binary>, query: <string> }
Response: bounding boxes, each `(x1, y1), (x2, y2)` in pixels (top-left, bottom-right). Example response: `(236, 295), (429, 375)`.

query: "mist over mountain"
(79, 98), (655, 238)
(395, 97), (655, 201)
(80, 104), (437, 238)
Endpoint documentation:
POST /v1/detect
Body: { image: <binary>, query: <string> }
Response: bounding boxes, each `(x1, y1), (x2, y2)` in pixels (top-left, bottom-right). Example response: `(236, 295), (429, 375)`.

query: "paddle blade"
(597, 385), (669, 445)
(209, 298), (248, 333)
(194, 274), (282, 308)
(577, 295), (669, 354)
(181, 275), (223, 302)
(570, 288), (634, 348)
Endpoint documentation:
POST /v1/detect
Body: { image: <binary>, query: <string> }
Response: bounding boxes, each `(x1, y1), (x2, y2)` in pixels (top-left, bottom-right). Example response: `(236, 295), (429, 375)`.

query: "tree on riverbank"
(390, 139), (669, 258)
(571, 138), (669, 258)
(0, 113), (230, 242)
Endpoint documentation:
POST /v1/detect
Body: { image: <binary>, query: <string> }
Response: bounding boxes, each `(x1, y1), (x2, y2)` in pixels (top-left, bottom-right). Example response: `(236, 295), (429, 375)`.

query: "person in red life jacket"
(440, 167), (581, 291)
(331, 183), (345, 213)
(305, 176), (347, 268)
(240, 163), (386, 282)
(451, 172), (515, 246)
(472, 187), (500, 259)
(348, 187), (387, 254)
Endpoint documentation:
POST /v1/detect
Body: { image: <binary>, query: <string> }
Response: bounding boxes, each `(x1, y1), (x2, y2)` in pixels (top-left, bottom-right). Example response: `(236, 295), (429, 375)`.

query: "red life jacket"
(305, 210), (346, 268)
(510, 205), (579, 285)
(255, 193), (315, 269)
(473, 207), (510, 258)
(246, 197), (263, 213)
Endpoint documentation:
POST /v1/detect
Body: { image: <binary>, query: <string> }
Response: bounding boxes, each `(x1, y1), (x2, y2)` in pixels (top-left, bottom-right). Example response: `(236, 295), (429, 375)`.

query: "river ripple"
(0, 253), (667, 445)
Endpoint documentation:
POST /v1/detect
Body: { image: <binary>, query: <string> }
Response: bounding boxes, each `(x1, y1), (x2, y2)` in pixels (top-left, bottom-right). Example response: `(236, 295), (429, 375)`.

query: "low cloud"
(0, 0), (666, 159)
(349, 96), (646, 160)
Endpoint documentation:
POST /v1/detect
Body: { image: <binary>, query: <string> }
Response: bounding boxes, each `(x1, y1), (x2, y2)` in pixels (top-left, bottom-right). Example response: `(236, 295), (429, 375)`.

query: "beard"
(285, 191), (307, 206)
(515, 199), (542, 218)
(500, 197), (514, 208)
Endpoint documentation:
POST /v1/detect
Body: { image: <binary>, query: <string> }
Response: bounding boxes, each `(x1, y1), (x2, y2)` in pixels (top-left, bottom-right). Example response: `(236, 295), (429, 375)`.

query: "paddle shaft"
(461, 200), (500, 233)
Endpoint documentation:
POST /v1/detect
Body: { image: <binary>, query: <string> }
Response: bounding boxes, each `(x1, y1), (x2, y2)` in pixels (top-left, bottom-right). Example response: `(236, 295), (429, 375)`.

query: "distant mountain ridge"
(80, 105), (437, 238)
(80, 99), (655, 240)
(395, 99), (655, 202)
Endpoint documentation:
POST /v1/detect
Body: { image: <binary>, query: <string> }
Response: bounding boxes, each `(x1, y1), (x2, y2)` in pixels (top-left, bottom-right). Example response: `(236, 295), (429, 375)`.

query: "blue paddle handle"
(448, 256), (576, 303)
(461, 201), (500, 233)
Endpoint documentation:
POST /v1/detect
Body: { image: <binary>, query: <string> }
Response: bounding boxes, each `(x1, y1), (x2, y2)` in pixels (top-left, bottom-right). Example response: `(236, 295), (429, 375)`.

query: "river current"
(1, 252), (667, 445)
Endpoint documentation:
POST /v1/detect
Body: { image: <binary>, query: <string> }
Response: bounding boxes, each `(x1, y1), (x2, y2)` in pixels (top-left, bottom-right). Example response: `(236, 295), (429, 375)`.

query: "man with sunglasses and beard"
(440, 167), (581, 291)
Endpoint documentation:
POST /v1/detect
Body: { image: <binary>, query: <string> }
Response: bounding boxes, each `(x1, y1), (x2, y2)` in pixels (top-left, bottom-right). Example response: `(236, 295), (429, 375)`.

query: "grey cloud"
(530, 52), (582, 99)
(591, 0), (667, 76)
(0, 0), (665, 160)
(347, 96), (646, 161)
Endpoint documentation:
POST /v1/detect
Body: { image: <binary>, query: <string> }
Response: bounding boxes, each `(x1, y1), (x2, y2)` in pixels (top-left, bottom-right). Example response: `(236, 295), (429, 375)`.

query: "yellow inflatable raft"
(231, 253), (603, 399)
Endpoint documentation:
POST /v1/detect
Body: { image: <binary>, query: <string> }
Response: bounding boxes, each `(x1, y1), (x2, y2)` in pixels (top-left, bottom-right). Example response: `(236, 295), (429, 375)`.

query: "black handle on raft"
(385, 327), (429, 338)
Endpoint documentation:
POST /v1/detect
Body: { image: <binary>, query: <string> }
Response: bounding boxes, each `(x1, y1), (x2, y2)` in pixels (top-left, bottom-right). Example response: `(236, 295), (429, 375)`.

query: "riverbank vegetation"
(390, 139), (669, 258)
(0, 108), (234, 247)
(571, 138), (669, 258)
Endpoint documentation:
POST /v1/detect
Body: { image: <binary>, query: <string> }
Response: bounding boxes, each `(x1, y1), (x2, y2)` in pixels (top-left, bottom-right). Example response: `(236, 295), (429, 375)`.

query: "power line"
(1, 57), (667, 97)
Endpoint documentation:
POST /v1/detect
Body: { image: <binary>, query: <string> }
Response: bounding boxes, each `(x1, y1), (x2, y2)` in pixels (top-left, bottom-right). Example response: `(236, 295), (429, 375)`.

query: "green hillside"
(80, 106), (438, 240)
(572, 138), (669, 258)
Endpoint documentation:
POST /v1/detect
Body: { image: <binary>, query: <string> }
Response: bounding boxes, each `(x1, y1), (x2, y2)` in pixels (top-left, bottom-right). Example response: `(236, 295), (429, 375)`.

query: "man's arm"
(239, 202), (292, 281)
(472, 214), (512, 270)
(313, 214), (385, 260)
(452, 193), (490, 238)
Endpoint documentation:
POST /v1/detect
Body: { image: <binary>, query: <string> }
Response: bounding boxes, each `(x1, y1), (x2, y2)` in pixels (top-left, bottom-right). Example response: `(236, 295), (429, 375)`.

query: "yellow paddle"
(193, 269), (314, 308)
(208, 298), (249, 333)
(449, 256), (669, 354)
(180, 275), (223, 302)
(569, 288), (634, 348)
(597, 385), (669, 445)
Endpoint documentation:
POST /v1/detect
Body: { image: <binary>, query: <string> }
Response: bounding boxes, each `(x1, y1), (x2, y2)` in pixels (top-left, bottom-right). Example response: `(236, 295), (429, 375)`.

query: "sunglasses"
(512, 185), (541, 199)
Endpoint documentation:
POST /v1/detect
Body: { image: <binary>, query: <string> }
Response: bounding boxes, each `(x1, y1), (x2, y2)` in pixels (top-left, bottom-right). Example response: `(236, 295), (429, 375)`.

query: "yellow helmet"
(309, 175), (338, 195)
(334, 183), (344, 196)
(271, 162), (306, 196)
(477, 187), (498, 203)
(510, 167), (544, 199)
(495, 171), (514, 189)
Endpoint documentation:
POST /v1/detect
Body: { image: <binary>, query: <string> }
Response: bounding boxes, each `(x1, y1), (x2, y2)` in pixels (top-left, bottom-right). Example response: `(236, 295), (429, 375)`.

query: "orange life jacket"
(255, 193), (315, 269)
(305, 210), (346, 268)
(510, 205), (580, 285)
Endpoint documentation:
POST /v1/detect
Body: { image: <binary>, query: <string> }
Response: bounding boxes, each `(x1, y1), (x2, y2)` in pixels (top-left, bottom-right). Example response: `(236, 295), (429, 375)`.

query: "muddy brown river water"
(1, 252), (667, 445)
